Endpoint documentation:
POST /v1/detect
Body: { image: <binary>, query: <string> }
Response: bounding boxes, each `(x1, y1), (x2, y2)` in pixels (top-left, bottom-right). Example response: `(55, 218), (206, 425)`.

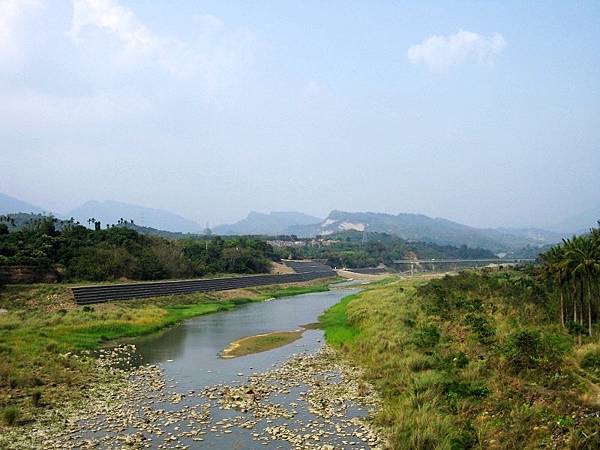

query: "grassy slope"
(0, 277), (336, 426)
(320, 272), (600, 449)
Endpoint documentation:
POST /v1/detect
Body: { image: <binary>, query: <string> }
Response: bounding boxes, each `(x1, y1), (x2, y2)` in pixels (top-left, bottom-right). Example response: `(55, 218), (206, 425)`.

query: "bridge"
(391, 258), (535, 274)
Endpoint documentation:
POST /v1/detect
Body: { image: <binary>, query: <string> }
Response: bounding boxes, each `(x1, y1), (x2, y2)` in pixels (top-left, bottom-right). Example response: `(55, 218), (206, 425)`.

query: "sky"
(1, 0), (599, 228)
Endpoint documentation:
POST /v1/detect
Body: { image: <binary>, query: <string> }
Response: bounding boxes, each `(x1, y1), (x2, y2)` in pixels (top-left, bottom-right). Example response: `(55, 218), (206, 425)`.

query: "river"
(66, 283), (383, 449)
(134, 286), (356, 389)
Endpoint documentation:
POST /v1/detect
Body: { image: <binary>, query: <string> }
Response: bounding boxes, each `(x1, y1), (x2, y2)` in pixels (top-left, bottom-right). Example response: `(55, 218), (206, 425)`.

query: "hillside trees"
(0, 217), (275, 282)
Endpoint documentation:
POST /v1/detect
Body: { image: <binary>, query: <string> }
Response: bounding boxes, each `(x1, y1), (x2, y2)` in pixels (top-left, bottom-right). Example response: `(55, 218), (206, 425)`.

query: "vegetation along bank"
(320, 265), (600, 449)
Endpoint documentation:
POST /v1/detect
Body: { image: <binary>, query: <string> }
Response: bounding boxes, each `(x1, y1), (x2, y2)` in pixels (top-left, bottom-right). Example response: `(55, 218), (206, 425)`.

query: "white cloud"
(408, 30), (506, 72)
(68, 0), (253, 88)
(69, 0), (192, 77)
(0, 0), (41, 71)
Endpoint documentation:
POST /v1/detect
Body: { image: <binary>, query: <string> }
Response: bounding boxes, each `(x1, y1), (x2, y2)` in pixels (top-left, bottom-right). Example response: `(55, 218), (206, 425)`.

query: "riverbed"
(15, 284), (384, 449)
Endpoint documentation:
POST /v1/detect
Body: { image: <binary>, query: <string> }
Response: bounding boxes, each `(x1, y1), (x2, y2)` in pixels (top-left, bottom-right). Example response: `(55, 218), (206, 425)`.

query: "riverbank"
(0, 277), (337, 431)
(319, 270), (600, 449)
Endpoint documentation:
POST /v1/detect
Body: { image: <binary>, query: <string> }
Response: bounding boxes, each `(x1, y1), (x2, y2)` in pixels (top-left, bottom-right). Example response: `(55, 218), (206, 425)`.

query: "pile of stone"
(3, 344), (386, 449)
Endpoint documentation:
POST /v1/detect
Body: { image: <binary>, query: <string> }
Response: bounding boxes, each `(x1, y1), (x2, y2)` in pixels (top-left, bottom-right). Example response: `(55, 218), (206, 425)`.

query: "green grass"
(318, 293), (360, 347)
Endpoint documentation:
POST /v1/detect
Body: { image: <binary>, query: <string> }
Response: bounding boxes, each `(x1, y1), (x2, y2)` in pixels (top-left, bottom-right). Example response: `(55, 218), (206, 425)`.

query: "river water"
(134, 286), (357, 389)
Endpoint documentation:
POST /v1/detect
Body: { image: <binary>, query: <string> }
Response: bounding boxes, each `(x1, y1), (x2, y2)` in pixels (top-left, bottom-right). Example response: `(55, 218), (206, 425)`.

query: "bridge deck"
(392, 258), (535, 264)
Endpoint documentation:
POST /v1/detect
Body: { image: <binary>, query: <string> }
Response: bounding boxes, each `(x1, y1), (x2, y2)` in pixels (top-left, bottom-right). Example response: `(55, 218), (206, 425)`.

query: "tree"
(541, 228), (600, 338)
(564, 236), (599, 337)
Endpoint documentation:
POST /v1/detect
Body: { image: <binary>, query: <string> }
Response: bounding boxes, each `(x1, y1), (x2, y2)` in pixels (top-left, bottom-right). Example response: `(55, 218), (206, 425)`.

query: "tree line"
(284, 231), (496, 268)
(0, 217), (274, 282)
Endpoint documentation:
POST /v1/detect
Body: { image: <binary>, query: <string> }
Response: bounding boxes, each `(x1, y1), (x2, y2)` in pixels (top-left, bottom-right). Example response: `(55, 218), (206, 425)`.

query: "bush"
(31, 390), (42, 407)
(413, 324), (441, 349)
(464, 313), (495, 343)
(568, 417), (600, 449)
(2, 406), (19, 425)
(502, 329), (570, 372)
(406, 354), (437, 372)
(580, 348), (600, 372)
(567, 321), (587, 337)
(454, 351), (469, 369)
(46, 342), (58, 353)
(450, 424), (477, 450)
(442, 380), (489, 399)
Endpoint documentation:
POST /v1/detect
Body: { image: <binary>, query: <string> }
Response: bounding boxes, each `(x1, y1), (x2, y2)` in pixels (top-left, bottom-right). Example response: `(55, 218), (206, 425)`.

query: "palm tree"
(564, 235), (599, 337)
(541, 226), (600, 340)
(540, 246), (566, 327)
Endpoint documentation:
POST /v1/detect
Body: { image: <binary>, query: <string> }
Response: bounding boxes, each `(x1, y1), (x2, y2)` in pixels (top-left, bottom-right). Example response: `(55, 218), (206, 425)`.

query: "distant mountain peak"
(290, 209), (564, 252)
(0, 192), (45, 215)
(213, 211), (322, 236)
(67, 199), (202, 233)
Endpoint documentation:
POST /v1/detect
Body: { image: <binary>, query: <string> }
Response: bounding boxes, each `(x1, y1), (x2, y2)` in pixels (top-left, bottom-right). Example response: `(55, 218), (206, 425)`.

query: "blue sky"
(1, 0), (599, 228)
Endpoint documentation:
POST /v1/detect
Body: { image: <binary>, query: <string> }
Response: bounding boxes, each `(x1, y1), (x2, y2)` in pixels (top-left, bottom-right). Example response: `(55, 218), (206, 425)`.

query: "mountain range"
(288, 210), (563, 253)
(66, 200), (202, 234)
(2, 192), (598, 252)
(213, 211), (322, 235)
(0, 194), (203, 233)
(0, 193), (44, 215)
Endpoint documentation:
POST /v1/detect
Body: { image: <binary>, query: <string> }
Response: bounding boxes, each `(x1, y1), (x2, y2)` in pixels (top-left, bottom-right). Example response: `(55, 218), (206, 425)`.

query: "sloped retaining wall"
(71, 270), (336, 305)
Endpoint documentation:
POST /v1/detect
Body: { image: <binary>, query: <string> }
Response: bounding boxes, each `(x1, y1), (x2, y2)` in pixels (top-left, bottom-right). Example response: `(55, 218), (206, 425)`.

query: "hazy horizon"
(2, 1), (599, 229)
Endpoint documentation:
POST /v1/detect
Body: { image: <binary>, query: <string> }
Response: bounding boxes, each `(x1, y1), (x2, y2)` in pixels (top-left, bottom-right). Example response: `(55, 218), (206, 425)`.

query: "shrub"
(406, 354), (437, 372)
(503, 330), (542, 370)
(567, 321), (587, 337)
(454, 351), (469, 369)
(464, 313), (495, 343)
(580, 348), (600, 372)
(413, 324), (441, 349)
(502, 329), (570, 372)
(568, 417), (600, 449)
(2, 406), (19, 426)
(450, 424), (477, 450)
(31, 390), (42, 407)
(442, 380), (489, 399)
(46, 342), (58, 353)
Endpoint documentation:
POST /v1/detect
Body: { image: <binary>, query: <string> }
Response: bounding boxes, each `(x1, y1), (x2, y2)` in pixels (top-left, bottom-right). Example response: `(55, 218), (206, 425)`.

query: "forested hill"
(1, 216), (502, 283)
(278, 231), (497, 269)
(0, 217), (275, 282)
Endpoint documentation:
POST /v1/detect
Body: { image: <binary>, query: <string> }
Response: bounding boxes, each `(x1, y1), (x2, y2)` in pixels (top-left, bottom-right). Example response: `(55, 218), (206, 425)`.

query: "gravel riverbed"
(3, 345), (386, 449)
